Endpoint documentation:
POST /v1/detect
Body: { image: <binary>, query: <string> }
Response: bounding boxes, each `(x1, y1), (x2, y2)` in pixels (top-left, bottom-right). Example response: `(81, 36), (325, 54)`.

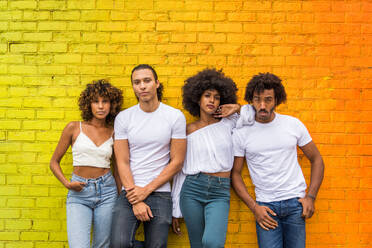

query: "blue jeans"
(180, 173), (230, 248)
(66, 172), (117, 248)
(110, 191), (172, 248)
(256, 198), (305, 248)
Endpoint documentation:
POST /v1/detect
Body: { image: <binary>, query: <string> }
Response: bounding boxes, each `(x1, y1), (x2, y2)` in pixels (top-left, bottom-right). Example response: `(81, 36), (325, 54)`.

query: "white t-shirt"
(114, 103), (186, 192)
(233, 113), (312, 202)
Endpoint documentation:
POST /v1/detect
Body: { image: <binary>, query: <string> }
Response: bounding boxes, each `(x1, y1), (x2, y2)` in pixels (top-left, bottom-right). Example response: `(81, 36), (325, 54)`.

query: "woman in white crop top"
(171, 69), (245, 248)
(50, 80), (123, 248)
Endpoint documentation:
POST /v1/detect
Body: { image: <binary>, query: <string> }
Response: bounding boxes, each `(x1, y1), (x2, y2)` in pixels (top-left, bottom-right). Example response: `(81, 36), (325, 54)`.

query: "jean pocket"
(69, 178), (88, 193)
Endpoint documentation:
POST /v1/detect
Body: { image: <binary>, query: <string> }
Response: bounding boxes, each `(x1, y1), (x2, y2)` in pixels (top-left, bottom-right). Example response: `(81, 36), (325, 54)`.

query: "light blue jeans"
(180, 173), (230, 248)
(256, 198), (305, 248)
(66, 171), (117, 248)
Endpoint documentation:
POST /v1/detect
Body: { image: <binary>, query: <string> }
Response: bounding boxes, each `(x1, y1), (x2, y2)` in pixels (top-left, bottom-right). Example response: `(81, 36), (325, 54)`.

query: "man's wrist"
(144, 185), (153, 196)
(306, 193), (316, 201)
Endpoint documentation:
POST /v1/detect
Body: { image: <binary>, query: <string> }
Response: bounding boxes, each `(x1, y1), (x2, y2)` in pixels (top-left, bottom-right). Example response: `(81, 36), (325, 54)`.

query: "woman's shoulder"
(65, 121), (79, 130)
(63, 121), (80, 135)
(186, 122), (198, 136)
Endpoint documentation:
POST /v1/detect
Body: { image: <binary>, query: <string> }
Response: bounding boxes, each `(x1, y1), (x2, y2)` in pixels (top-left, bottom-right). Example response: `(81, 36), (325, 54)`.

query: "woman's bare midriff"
(203, 171), (231, 178)
(73, 166), (111, 179)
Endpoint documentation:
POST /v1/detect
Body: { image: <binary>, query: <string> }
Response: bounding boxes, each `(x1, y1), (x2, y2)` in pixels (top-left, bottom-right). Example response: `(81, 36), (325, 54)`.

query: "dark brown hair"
(78, 79), (123, 125)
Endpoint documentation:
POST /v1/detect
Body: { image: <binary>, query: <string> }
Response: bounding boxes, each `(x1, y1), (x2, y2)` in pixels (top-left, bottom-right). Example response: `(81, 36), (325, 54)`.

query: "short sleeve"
(114, 112), (128, 140)
(295, 119), (312, 147)
(232, 129), (245, 157)
(171, 112), (186, 139)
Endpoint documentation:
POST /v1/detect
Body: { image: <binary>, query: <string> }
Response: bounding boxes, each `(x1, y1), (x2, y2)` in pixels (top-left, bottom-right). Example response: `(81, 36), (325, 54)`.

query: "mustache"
(258, 109), (269, 113)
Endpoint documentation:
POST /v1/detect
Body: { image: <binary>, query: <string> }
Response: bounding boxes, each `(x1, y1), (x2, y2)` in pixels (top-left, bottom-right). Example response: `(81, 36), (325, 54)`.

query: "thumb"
(147, 206), (153, 218)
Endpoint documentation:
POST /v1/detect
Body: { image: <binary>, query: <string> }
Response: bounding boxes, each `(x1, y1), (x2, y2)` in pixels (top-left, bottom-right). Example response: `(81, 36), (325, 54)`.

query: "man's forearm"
(232, 172), (257, 212)
(307, 156), (324, 199)
(117, 162), (136, 190)
(144, 159), (183, 194)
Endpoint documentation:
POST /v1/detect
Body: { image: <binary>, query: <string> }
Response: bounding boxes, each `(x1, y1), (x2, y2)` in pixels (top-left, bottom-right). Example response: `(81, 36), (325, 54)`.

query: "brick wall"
(1, 0), (371, 247)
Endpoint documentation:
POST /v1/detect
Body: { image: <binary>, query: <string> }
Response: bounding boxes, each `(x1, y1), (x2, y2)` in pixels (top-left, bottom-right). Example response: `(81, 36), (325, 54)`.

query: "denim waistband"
(71, 171), (112, 183)
(186, 172), (230, 184)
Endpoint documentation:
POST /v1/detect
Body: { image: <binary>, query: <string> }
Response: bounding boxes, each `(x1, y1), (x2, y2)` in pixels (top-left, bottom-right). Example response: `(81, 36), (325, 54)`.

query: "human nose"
(259, 100), (266, 109)
(97, 101), (104, 108)
(139, 81), (146, 89)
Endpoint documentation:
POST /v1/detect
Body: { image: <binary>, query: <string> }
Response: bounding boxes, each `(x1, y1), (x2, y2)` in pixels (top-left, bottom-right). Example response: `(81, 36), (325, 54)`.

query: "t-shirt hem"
(171, 135), (186, 139)
(114, 136), (128, 140)
(298, 138), (312, 147)
(256, 193), (306, 203)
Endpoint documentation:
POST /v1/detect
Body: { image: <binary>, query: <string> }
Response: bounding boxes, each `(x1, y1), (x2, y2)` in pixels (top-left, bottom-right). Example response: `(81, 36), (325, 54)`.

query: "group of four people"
(50, 64), (324, 248)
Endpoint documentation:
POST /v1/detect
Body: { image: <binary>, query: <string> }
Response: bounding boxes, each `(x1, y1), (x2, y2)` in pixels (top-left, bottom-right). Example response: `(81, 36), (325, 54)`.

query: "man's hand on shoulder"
(298, 196), (315, 219)
(132, 202), (153, 222)
(253, 204), (278, 231)
(126, 185), (151, 205)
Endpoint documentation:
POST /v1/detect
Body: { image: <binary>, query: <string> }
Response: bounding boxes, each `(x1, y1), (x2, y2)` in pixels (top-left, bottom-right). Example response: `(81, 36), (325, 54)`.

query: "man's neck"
(139, 98), (160, 113)
(255, 112), (276, 124)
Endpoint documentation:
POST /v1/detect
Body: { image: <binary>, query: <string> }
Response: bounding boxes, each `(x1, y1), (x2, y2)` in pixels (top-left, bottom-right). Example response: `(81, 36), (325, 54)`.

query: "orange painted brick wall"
(0, 0), (371, 247)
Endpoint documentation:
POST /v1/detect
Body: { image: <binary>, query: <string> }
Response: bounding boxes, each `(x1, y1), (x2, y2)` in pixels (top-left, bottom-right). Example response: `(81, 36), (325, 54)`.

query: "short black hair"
(244, 72), (287, 106)
(131, 64), (163, 101)
(182, 68), (237, 117)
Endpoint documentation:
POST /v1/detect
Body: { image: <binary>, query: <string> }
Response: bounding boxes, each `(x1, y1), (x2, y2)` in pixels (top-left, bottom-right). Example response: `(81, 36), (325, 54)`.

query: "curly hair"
(244, 72), (287, 106)
(131, 64), (163, 101)
(78, 79), (123, 125)
(182, 68), (238, 117)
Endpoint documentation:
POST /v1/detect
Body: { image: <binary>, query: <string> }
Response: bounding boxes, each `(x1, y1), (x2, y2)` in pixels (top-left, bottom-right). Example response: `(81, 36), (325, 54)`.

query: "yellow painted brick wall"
(1, 0), (371, 247)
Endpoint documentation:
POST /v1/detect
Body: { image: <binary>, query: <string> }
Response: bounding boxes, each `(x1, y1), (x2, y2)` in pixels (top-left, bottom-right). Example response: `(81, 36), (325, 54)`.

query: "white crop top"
(72, 122), (113, 168)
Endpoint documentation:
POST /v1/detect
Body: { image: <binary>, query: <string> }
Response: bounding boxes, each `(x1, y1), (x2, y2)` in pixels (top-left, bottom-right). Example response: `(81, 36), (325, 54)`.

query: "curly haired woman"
(50, 79), (123, 248)
(172, 68), (254, 248)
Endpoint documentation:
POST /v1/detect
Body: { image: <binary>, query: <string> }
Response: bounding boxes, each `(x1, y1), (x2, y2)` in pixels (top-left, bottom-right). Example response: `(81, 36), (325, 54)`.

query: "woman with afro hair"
(50, 79), (123, 248)
(172, 68), (250, 248)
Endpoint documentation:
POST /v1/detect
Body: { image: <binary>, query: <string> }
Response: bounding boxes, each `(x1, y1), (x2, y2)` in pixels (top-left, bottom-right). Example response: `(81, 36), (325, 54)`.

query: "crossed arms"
(114, 138), (186, 221)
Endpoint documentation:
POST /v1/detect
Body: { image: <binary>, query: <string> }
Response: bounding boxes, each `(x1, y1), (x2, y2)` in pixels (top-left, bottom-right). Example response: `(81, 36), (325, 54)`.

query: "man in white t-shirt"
(232, 73), (324, 248)
(111, 64), (187, 248)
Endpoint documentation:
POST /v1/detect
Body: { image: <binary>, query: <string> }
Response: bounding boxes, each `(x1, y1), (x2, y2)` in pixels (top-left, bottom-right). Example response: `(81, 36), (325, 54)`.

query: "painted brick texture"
(0, 0), (371, 247)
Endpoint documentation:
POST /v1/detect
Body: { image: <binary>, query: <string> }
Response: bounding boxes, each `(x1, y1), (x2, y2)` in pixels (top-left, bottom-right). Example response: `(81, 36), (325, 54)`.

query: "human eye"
(265, 97), (273, 103)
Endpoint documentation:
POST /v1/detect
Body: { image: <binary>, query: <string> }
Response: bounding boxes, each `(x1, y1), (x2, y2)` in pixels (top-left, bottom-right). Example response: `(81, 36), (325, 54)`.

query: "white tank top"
(72, 122), (113, 168)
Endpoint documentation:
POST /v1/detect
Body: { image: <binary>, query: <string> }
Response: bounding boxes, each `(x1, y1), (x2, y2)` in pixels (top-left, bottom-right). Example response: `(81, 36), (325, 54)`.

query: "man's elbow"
(173, 159), (184, 173)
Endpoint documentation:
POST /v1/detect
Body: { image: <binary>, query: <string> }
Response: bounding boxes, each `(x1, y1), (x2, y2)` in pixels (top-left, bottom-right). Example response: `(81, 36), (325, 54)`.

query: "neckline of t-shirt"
(137, 102), (162, 114)
(187, 120), (222, 137)
(254, 112), (279, 126)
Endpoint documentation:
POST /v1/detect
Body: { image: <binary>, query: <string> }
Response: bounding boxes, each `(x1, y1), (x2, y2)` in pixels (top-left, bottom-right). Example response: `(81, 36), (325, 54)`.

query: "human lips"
(207, 104), (216, 109)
